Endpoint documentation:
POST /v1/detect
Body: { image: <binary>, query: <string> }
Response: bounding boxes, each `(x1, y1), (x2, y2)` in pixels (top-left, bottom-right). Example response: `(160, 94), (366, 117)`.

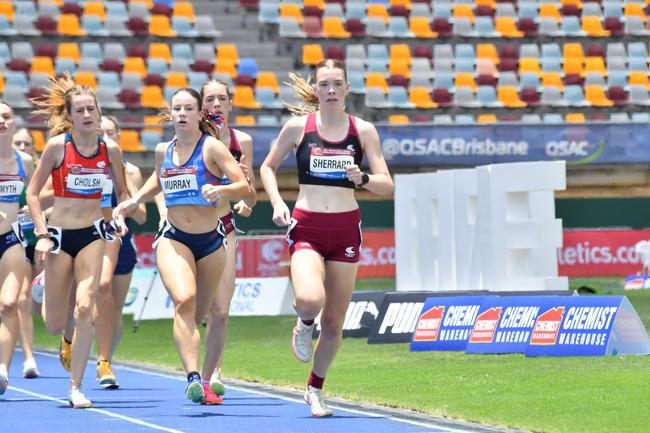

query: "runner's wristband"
(36, 233), (51, 240)
(360, 172), (370, 186)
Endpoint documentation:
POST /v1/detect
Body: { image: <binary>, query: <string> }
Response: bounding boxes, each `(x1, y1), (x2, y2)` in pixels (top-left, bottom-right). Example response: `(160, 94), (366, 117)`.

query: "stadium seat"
(322, 16), (351, 38)
(520, 87), (541, 107)
(119, 130), (146, 152)
(542, 72), (564, 91)
(387, 114), (409, 125)
(629, 85), (650, 106)
(56, 14), (85, 36)
(564, 85), (588, 106)
(302, 44), (324, 66)
(0, 2), (15, 22)
(166, 71), (189, 88)
(607, 86), (628, 106)
(477, 114), (497, 124)
(58, 42), (81, 64)
(408, 87), (438, 108)
(75, 71), (97, 89)
(150, 15), (176, 37)
(233, 85), (261, 109)
(234, 115), (256, 126)
(215, 60), (237, 78)
(519, 58), (542, 77)
(453, 3), (475, 23)
(31, 56), (55, 76)
(280, 3), (303, 25)
(495, 16), (523, 37)
(629, 72), (650, 90)
(365, 87), (389, 108)
(582, 16), (610, 36)
(196, 15), (221, 38)
(366, 72), (389, 93)
(55, 58), (77, 75)
(149, 43), (172, 64)
(498, 86), (526, 107)
(455, 73), (477, 93)
(174, 1), (196, 23)
(584, 84), (613, 106)
(13, 13), (39, 36)
(565, 113), (586, 123)
(255, 87), (283, 109)
(409, 17), (437, 38)
(140, 85), (166, 108)
(123, 57), (148, 78)
(303, 16), (323, 37)
(217, 44), (239, 66)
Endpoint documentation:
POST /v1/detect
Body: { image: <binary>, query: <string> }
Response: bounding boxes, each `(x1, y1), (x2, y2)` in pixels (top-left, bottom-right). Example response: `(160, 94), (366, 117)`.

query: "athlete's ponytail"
(284, 59), (348, 116)
(31, 72), (100, 137)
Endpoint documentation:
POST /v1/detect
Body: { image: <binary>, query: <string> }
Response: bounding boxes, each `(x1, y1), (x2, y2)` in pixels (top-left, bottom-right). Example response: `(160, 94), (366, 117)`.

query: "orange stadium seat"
(388, 114), (409, 125)
(304, 0), (325, 9)
(455, 73), (477, 92)
(143, 115), (164, 134)
(367, 4), (390, 24)
(0, 72), (4, 94)
(453, 4), (475, 24)
(495, 17), (523, 38)
(584, 85), (613, 106)
(561, 0), (583, 8)
(322, 17), (351, 38)
(498, 86), (526, 107)
(476, 0), (496, 8)
(408, 87), (438, 108)
(234, 115), (256, 125)
(214, 60), (237, 78)
(32, 130), (46, 152)
(149, 42), (172, 64)
(302, 44), (324, 66)
(542, 72), (564, 91)
(563, 43), (585, 63)
(119, 129), (146, 152)
(629, 72), (650, 90)
(389, 59), (410, 79)
(57, 42), (81, 64)
(279, 3), (303, 25)
(83, 2), (106, 21)
(582, 16), (610, 37)
(390, 0), (411, 10)
(365, 73), (389, 93)
(140, 85), (166, 109)
(477, 44), (499, 65)
(149, 15), (176, 37)
(0, 1), (14, 21)
(233, 85), (261, 109)
(409, 17), (438, 38)
(624, 3), (646, 22)
(565, 113), (586, 123)
(477, 114), (497, 124)
(584, 56), (607, 77)
(123, 57), (148, 78)
(563, 57), (584, 76)
(174, 1), (196, 23)
(58, 14), (86, 36)
(217, 44), (239, 66)
(31, 56), (55, 76)
(75, 71), (97, 89)
(539, 3), (561, 23)
(390, 44), (411, 64)
(166, 71), (188, 88)
(256, 72), (279, 93)
(519, 58), (542, 77)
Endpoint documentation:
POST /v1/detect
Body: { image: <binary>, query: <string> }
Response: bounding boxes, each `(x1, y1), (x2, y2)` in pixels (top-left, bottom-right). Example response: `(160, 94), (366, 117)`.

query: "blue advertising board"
(525, 296), (650, 357)
(410, 296), (492, 352)
(465, 296), (555, 354)
(239, 124), (650, 168)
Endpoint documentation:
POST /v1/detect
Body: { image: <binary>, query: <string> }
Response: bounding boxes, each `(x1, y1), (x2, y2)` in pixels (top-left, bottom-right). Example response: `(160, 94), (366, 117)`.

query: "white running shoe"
(292, 319), (314, 363)
(304, 385), (333, 417)
(68, 385), (92, 409)
(209, 368), (226, 396)
(0, 365), (8, 395)
(23, 358), (40, 379)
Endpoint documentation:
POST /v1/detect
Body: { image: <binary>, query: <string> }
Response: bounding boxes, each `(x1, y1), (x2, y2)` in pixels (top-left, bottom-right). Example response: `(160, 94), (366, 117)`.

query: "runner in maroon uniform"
(260, 60), (393, 417)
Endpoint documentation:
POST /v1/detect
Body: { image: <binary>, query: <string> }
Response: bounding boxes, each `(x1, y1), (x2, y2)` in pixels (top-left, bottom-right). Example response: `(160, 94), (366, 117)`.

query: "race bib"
(160, 167), (199, 197)
(65, 168), (106, 196)
(309, 148), (354, 180)
(101, 175), (114, 207)
(0, 174), (24, 202)
(17, 210), (34, 232)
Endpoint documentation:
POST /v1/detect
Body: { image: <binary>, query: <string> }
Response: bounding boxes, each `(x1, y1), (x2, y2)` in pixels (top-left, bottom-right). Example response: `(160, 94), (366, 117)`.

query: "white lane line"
(33, 350), (485, 433)
(7, 385), (185, 433)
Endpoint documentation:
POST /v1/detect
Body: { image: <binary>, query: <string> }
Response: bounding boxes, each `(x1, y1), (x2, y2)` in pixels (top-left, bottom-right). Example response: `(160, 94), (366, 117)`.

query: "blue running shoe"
(185, 372), (204, 403)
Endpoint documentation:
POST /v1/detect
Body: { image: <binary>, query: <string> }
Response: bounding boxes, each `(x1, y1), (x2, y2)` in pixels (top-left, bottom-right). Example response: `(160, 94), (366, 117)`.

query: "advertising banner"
(367, 292), (433, 344)
(410, 296), (492, 352)
(241, 124), (650, 168)
(313, 291), (387, 338)
(465, 296), (555, 354)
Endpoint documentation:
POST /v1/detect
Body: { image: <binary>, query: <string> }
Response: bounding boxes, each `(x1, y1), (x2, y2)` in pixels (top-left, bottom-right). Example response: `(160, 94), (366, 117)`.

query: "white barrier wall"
(395, 161), (568, 292)
(123, 269), (294, 320)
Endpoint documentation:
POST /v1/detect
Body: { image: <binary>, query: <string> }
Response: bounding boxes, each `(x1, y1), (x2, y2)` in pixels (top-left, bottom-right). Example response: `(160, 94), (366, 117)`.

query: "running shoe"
(59, 335), (72, 372)
(201, 382), (224, 405)
(209, 368), (226, 396)
(304, 385), (333, 417)
(292, 319), (314, 363)
(68, 385), (92, 409)
(0, 366), (8, 395)
(96, 360), (119, 389)
(185, 373), (205, 403)
(22, 358), (39, 379)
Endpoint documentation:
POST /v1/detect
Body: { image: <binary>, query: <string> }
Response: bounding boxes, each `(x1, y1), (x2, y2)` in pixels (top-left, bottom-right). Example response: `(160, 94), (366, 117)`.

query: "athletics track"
(2, 350), (523, 433)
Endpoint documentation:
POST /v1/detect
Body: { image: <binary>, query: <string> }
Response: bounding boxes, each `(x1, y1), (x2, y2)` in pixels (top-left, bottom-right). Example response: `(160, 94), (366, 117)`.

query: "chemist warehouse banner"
(242, 124), (650, 167)
(410, 295), (650, 356)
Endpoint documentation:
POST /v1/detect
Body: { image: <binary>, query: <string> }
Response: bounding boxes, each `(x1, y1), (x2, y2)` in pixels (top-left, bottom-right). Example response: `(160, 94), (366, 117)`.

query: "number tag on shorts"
(47, 226), (62, 254)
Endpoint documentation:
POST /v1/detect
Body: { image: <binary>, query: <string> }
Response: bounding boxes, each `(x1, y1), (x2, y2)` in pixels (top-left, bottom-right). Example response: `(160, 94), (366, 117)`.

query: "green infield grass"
(30, 277), (650, 433)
